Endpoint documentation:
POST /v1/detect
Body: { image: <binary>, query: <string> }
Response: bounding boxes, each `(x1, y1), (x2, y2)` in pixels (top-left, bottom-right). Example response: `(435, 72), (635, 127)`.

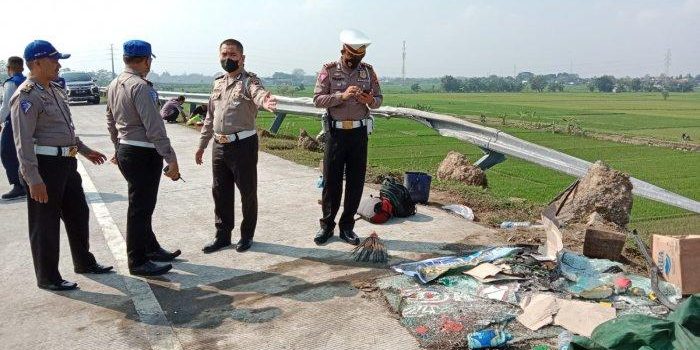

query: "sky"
(2, 0), (699, 78)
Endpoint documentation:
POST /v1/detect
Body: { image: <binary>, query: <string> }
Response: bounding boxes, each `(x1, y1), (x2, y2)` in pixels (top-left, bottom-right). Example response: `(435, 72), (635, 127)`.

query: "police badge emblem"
(20, 100), (32, 114)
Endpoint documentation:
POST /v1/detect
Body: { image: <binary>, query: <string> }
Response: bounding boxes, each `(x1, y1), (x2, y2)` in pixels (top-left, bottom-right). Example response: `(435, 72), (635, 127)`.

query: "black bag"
(380, 178), (416, 218)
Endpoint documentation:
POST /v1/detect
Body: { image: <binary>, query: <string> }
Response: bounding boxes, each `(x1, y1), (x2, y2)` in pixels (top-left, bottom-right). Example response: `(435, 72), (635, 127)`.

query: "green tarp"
(570, 294), (700, 350)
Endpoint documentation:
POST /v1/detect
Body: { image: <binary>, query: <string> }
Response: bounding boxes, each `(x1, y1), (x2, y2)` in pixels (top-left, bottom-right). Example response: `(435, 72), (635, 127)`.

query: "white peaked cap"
(339, 29), (372, 50)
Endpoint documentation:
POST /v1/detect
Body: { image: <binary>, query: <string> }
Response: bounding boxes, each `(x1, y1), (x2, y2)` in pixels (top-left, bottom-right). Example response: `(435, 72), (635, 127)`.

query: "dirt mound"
(436, 151), (487, 187)
(298, 129), (320, 151)
(558, 161), (633, 228)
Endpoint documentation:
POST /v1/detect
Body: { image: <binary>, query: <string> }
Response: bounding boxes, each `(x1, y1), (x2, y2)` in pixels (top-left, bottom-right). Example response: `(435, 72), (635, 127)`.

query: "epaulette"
(49, 81), (62, 88)
(214, 74), (225, 80)
(360, 62), (374, 69)
(21, 82), (35, 93)
(246, 71), (258, 78)
(322, 61), (337, 69)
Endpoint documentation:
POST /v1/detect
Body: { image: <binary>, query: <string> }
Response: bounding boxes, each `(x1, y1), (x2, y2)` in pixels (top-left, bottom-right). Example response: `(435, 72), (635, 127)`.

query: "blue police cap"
(123, 40), (156, 58)
(23, 40), (71, 62)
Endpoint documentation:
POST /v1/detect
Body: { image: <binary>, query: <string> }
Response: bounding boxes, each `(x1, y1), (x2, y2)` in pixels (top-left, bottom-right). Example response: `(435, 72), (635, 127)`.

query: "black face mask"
(344, 56), (362, 69)
(220, 58), (240, 72)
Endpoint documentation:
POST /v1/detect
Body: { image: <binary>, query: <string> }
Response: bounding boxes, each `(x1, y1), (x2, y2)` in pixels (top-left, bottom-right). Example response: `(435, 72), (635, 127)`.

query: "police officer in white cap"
(313, 29), (383, 245)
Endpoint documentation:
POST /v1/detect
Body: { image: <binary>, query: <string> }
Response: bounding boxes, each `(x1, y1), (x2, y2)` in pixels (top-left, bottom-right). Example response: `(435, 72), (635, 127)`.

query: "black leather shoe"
(339, 230), (360, 245)
(235, 240), (252, 252)
(75, 263), (114, 274)
(314, 229), (334, 245)
(146, 247), (181, 262)
(1, 185), (26, 200)
(202, 239), (232, 254)
(38, 279), (78, 291)
(129, 261), (172, 276)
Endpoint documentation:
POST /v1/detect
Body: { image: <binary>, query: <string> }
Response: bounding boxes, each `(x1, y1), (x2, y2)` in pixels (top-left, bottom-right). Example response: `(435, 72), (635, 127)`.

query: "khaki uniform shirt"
(199, 70), (269, 150)
(10, 79), (92, 185)
(106, 68), (176, 163)
(313, 60), (383, 120)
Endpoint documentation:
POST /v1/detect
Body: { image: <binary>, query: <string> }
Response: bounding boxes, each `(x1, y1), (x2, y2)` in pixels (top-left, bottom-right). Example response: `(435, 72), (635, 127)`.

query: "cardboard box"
(652, 235), (700, 295)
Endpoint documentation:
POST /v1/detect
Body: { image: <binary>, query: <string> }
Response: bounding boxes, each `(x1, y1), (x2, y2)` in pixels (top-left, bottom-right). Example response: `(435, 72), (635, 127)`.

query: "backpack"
(357, 196), (393, 224)
(380, 178), (416, 217)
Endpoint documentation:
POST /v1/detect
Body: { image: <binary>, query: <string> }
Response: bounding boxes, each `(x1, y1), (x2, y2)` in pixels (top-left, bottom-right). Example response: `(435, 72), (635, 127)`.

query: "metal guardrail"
(156, 91), (700, 214)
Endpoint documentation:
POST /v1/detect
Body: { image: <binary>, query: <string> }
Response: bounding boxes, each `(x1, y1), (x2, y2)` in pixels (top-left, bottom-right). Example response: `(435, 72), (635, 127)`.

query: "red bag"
(357, 196), (393, 224)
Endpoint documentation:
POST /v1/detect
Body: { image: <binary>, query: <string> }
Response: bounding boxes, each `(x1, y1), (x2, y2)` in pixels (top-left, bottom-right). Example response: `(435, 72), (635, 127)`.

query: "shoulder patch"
(20, 100), (33, 114)
(21, 82), (35, 93)
(360, 62), (374, 69)
(148, 89), (158, 103)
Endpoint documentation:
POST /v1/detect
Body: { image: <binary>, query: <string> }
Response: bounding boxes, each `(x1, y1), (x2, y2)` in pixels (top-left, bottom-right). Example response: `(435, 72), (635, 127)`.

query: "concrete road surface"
(0, 104), (498, 350)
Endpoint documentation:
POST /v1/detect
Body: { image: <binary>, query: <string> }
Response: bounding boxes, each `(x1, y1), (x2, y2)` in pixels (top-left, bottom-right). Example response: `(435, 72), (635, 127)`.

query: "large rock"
(298, 129), (320, 151)
(558, 161), (633, 228)
(436, 151), (487, 187)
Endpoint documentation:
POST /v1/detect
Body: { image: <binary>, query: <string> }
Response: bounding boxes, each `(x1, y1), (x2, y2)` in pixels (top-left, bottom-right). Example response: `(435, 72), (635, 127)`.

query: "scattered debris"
(351, 232), (388, 264)
(378, 238), (690, 349)
(467, 327), (513, 349)
(298, 128), (320, 151)
(500, 221), (533, 229)
(556, 161), (633, 228)
(436, 151), (487, 187)
(392, 247), (522, 283)
(442, 204), (475, 220)
(570, 294), (700, 350)
(553, 299), (616, 337)
(464, 263), (502, 281)
(517, 294), (559, 331)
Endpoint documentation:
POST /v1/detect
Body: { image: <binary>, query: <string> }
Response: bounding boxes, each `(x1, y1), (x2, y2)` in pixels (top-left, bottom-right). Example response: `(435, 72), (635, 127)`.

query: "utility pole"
(513, 64), (516, 78)
(664, 49), (671, 77)
(401, 41), (406, 85)
(110, 44), (116, 79)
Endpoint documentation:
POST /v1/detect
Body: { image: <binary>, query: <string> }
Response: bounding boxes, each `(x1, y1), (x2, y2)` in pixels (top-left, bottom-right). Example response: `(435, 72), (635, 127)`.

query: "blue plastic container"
(404, 171), (432, 204)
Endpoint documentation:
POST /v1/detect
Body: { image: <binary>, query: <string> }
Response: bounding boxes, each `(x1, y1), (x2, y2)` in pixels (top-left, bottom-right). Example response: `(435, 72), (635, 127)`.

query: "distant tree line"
(587, 74), (696, 93)
(439, 71), (697, 93)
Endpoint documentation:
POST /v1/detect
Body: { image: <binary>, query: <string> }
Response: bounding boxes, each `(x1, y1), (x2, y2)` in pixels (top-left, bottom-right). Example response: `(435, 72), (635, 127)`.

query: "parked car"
(60, 71), (100, 104)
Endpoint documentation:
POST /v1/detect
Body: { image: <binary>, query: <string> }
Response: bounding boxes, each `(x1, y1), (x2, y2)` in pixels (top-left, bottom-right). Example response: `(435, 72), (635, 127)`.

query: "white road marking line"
(77, 160), (183, 350)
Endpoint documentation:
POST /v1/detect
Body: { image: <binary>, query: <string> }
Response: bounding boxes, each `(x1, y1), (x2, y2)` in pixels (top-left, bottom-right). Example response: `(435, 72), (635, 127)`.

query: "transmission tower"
(401, 41), (406, 84)
(664, 49), (671, 77)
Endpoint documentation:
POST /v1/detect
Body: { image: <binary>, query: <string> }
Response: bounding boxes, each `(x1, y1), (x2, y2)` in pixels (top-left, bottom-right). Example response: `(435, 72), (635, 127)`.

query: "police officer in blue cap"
(11, 40), (113, 290)
(106, 40), (181, 276)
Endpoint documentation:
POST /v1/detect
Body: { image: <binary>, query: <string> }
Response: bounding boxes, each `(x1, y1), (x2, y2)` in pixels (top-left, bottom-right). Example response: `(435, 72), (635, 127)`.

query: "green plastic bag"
(570, 294), (699, 350)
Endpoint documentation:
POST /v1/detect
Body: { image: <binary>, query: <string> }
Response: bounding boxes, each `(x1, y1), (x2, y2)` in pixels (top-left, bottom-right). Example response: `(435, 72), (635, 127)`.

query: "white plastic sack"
(442, 204), (474, 221)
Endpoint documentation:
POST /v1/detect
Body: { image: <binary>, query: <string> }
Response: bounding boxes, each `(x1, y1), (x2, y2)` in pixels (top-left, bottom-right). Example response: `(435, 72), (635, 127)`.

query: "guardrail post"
(269, 112), (287, 133)
(474, 147), (506, 170)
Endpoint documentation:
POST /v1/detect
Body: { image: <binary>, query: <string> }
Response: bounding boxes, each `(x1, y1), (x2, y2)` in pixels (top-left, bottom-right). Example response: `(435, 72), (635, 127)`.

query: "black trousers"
(211, 135), (258, 243)
(320, 126), (368, 232)
(1, 119), (20, 185)
(23, 155), (96, 285)
(116, 144), (163, 267)
(163, 109), (179, 122)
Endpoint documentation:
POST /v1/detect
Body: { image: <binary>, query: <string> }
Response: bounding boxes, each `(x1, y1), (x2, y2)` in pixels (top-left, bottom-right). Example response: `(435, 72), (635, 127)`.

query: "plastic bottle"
(315, 175), (324, 189)
(500, 221), (531, 229)
(558, 330), (573, 350)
